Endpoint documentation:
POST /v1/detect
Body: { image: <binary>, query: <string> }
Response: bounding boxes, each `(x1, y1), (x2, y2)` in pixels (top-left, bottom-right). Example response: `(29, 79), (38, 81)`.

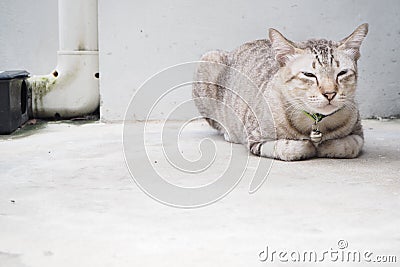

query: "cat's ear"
(338, 23), (368, 60)
(269, 28), (300, 65)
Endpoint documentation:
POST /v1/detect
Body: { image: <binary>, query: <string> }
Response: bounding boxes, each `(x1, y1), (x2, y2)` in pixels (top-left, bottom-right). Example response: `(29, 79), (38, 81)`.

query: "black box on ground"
(0, 70), (30, 134)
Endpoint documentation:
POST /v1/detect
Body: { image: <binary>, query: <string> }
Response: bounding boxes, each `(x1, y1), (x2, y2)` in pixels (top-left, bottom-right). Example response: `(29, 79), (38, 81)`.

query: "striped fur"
(193, 24), (368, 161)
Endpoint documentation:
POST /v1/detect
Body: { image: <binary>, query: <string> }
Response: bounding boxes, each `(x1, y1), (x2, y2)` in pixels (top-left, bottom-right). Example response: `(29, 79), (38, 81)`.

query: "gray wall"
(1, 0), (399, 120)
(0, 0), (58, 74)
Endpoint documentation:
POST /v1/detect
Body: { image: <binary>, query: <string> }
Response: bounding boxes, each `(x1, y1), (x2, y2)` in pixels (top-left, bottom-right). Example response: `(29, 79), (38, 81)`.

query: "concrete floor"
(0, 119), (399, 267)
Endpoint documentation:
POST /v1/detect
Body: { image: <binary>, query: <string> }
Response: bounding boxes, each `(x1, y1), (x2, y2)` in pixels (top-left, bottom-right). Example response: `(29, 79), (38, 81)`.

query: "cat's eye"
(337, 69), (348, 77)
(302, 72), (317, 78)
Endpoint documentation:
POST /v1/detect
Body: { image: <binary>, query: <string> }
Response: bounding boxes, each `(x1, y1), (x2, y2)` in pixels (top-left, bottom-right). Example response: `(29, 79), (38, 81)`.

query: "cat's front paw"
(273, 139), (317, 161)
(250, 139), (316, 161)
(317, 135), (363, 158)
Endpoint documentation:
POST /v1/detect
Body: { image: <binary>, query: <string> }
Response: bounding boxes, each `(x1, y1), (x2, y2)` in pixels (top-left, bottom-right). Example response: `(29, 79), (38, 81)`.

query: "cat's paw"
(273, 139), (317, 161)
(317, 135), (363, 158)
(249, 139), (316, 161)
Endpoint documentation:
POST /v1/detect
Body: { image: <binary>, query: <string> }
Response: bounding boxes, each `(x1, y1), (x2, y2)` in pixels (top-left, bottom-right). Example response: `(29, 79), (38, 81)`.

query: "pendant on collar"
(303, 111), (326, 143)
(310, 125), (323, 143)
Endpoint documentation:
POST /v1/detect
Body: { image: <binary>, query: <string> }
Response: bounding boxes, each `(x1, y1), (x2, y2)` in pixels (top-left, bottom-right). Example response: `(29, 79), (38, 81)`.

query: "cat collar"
(302, 111), (327, 123)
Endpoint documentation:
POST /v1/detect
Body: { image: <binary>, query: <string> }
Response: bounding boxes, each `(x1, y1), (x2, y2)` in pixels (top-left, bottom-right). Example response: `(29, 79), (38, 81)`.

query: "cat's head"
(269, 24), (368, 116)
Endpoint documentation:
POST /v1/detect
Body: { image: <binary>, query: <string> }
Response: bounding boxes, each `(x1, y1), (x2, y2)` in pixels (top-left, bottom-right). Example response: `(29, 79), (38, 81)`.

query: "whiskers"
(335, 92), (358, 113)
(307, 95), (320, 103)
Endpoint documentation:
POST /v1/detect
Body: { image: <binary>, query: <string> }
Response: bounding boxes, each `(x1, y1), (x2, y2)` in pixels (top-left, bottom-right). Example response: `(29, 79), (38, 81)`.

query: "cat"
(192, 24), (368, 161)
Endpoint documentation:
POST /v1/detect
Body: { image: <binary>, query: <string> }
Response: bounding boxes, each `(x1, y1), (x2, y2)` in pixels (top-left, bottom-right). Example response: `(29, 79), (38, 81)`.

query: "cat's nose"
(323, 92), (337, 101)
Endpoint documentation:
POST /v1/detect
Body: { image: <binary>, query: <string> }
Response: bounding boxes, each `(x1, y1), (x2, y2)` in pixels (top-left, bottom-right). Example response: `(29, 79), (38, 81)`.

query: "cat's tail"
(192, 50), (230, 132)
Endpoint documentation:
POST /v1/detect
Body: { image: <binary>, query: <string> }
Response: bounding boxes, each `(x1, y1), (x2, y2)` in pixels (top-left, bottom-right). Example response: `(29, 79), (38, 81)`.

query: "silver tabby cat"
(193, 24), (368, 161)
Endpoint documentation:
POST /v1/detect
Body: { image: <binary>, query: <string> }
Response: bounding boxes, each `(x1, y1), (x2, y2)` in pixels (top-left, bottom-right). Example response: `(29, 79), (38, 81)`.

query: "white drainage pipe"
(29, 0), (99, 118)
